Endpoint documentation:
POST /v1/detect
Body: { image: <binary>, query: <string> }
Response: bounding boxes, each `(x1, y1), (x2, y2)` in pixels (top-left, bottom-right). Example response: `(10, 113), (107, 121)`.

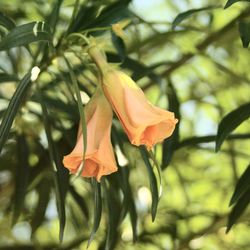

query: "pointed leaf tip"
(216, 102), (250, 152)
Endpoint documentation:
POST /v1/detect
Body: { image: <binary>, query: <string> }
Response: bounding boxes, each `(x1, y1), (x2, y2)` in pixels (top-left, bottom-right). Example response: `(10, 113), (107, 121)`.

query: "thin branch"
(142, 7), (250, 91)
(176, 133), (250, 149)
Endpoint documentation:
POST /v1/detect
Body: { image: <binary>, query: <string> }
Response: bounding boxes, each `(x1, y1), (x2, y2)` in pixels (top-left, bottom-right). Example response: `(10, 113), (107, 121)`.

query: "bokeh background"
(0, 0), (250, 249)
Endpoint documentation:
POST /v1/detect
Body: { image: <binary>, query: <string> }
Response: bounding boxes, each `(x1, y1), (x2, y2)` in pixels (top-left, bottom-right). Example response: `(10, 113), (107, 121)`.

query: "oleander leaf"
(0, 21), (52, 51)
(216, 102), (250, 151)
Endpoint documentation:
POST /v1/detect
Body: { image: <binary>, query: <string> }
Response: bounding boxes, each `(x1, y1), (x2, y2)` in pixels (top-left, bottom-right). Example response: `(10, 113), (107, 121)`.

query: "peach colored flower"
(63, 88), (117, 181)
(88, 46), (178, 150)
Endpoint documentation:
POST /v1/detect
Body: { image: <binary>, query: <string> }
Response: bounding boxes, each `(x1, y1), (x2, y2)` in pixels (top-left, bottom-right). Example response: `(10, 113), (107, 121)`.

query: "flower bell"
(63, 88), (117, 181)
(88, 46), (178, 150)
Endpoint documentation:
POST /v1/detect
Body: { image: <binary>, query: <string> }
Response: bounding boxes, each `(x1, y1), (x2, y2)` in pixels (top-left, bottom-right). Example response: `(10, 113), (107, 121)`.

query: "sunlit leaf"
(216, 102), (250, 152)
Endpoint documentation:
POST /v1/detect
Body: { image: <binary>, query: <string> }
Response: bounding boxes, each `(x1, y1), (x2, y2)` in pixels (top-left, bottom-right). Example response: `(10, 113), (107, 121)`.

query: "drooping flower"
(88, 46), (178, 150)
(63, 88), (117, 181)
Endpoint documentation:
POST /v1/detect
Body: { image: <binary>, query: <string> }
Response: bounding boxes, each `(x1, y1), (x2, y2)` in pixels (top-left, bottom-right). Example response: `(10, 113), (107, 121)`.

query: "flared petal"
(63, 88), (117, 181)
(102, 70), (178, 149)
(88, 46), (178, 149)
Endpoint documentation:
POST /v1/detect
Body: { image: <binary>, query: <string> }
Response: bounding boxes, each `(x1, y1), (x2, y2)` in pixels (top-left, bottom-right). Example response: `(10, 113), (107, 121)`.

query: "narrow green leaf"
(0, 73), (18, 83)
(69, 185), (89, 219)
(119, 167), (137, 242)
(139, 146), (159, 222)
(111, 30), (126, 62)
(0, 12), (15, 30)
(0, 73), (31, 154)
(227, 188), (250, 233)
(64, 57), (87, 178)
(31, 178), (51, 234)
(12, 135), (30, 225)
(172, 5), (220, 29)
(162, 79), (180, 169)
(224, 0), (250, 9)
(89, 1), (131, 30)
(0, 21), (52, 51)
(104, 180), (121, 250)
(149, 150), (162, 197)
(111, 128), (137, 241)
(238, 21), (250, 48)
(69, 0), (131, 33)
(216, 102), (250, 152)
(38, 89), (68, 242)
(67, 4), (99, 34)
(47, 0), (63, 34)
(230, 164), (250, 206)
(87, 180), (102, 248)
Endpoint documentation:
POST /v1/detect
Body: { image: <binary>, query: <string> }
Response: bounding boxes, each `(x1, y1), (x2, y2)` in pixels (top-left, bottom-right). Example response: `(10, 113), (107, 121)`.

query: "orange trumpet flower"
(63, 88), (117, 181)
(88, 46), (178, 150)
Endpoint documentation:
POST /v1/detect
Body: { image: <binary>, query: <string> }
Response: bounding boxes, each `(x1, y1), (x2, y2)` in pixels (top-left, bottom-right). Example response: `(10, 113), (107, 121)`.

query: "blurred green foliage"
(0, 0), (250, 249)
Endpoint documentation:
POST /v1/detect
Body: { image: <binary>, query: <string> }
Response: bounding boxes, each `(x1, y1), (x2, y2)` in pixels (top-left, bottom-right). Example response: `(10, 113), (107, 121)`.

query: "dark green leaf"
(90, 1), (131, 29)
(139, 146), (159, 222)
(69, 185), (89, 219)
(87, 180), (102, 248)
(70, 0), (131, 33)
(38, 90), (69, 242)
(224, 0), (250, 9)
(0, 12), (15, 30)
(230, 164), (250, 206)
(12, 135), (30, 225)
(47, 0), (63, 34)
(103, 180), (121, 250)
(172, 5), (220, 29)
(227, 188), (250, 232)
(162, 79), (180, 169)
(111, 30), (126, 62)
(119, 167), (137, 242)
(31, 178), (51, 234)
(0, 21), (52, 51)
(111, 127), (137, 241)
(238, 20), (250, 48)
(67, 4), (99, 33)
(0, 73), (18, 83)
(216, 102), (250, 152)
(0, 73), (31, 154)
